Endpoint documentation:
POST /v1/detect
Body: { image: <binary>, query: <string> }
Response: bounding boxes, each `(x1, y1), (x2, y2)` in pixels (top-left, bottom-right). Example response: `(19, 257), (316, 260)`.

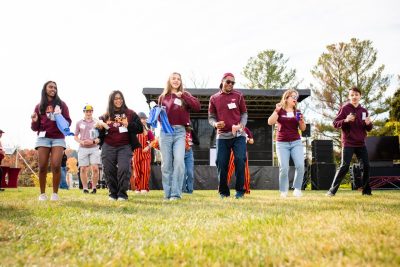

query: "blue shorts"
(35, 137), (66, 150)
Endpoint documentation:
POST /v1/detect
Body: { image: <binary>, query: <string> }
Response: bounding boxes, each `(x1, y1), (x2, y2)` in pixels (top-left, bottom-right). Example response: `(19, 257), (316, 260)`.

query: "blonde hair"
(160, 72), (185, 98)
(280, 89), (299, 110)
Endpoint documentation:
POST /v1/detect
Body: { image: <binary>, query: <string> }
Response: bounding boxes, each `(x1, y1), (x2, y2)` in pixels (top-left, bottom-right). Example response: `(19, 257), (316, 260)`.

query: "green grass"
(1, 188), (400, 266)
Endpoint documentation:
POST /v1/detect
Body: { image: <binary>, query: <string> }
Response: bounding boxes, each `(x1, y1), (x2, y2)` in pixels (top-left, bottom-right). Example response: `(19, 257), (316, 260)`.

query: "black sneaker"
(362, 191), (372, 196)
(83, 189), (89, 194)
(90, 188), (97, 194)
(0, 188), (5, 191)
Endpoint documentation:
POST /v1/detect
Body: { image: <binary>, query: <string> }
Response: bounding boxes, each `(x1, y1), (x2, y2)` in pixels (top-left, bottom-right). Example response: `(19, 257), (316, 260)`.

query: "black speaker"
(311, 163), (336, 190)
(312, 140), (334, 163)
(302, 123), (311, 137)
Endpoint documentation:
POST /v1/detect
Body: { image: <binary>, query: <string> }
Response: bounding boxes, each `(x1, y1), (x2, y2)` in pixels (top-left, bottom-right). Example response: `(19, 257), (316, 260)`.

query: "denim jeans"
(276, 139), (304, 192)
(216, 136), (247, 197)
(182, 148), (194, 193)
(59, 166), (69, 189)
(160, 126), (186, 199)
(328, 146), (370, 195)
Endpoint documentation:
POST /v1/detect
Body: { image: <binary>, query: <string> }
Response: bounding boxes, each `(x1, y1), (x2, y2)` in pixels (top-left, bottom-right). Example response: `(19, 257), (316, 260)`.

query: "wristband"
(93, 140), (95, 144)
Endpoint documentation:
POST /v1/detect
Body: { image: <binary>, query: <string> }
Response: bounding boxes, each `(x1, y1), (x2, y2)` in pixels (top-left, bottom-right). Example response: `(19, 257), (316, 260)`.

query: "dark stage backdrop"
(191, 118), (273, 166)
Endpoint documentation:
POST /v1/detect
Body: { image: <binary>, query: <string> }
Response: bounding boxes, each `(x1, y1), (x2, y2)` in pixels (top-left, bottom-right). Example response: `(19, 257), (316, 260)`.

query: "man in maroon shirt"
(327, 87), (373, 196)
(209, 73), (248, 199)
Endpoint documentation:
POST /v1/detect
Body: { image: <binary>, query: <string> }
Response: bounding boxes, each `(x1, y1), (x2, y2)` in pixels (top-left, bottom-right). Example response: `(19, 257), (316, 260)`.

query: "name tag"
(39, 131), (46, 137)
(286, 112), (294, 118)
(80, 124), (86, 129)
(174, 98), (182, 106)
(228, 102), (237, 109)
(362, 112), (366, 120)
(119, 126), (128, 133)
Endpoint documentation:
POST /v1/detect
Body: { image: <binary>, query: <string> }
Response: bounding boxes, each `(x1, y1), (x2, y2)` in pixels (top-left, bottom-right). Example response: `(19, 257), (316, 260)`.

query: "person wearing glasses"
(74, 104), (101, 194)
(208, 73), (248, 199)
(96, 91), (143, 201)
(158, 72), (201, 201)
(268, 89), (306, 198)
(31, 81), (72, 201)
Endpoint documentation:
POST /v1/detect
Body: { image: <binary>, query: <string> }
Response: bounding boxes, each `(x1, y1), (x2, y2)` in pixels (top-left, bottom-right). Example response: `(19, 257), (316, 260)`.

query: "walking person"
(131, 111), (155, 193)
(59, 152), (69, 189)
(326, 87), (373, 196)
(208, 72), (248, 199)
(182, 123), (200, 194)
(158, 72), (200, 201)
(97, 90), (143, 201)
(74, 104), (101, 194)
(268, 89), (306, 198)
(31, 81), (72, 201)
(226, 127), (254, 194)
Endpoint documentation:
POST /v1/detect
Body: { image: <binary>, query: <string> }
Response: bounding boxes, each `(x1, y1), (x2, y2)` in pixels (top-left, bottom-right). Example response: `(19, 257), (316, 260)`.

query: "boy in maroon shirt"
(327, 87), (373, 196)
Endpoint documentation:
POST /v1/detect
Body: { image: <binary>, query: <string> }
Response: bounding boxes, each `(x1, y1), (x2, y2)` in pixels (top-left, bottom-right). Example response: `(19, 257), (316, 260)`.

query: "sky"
(0, 0), (399, 150)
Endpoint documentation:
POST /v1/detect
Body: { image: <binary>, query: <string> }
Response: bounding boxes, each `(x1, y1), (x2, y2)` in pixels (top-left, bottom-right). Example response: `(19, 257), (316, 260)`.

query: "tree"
(243, 49), (299, 89)
(311, 38), (391, 146)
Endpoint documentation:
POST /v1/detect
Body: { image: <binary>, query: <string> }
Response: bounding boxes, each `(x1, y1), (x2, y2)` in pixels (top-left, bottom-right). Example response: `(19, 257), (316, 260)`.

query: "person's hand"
(232, 124), (242, 135)
(174, 92), (183, 98)
(214, 121), (225, 129)
(275, 103), (282, 112)
(365, 116), (371, 125)
(31, 112), (38, 122)
(54, 105), (61, 114)
(143, 146), (150, 152)
(299, 114), (305, 122)
(345, 113), (356, 123)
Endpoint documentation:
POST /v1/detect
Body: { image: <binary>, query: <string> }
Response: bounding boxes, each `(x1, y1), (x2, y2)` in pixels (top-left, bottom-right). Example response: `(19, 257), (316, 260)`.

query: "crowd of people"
(2, 73), (373, 201)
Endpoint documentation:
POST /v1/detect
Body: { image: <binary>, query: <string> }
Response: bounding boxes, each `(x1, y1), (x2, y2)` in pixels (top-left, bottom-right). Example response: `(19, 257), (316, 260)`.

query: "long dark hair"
(104, 90), (128, 120)
(39, 81), (62, 114)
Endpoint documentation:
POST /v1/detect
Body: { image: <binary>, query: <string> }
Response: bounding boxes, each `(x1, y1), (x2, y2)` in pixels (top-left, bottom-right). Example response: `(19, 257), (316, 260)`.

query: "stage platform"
(149, 165), (299, 190)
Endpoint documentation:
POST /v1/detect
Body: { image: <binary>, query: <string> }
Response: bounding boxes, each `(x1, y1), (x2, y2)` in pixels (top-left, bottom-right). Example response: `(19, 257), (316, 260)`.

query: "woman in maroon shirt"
(97, 90), (143, 201)
(158, 72), (200, 201)
(268, 89), (306, 198)
(31, 81), (72, 201)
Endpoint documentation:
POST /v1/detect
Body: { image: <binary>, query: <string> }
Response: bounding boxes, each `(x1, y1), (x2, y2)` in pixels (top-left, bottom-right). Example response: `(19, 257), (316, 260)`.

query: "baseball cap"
(83, 104), (94, 111)
(137, 112), (148, 119)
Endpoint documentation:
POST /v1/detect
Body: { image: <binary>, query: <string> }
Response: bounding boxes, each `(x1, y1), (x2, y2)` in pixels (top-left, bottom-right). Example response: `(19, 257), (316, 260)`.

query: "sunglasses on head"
(225, 80), (235, 85)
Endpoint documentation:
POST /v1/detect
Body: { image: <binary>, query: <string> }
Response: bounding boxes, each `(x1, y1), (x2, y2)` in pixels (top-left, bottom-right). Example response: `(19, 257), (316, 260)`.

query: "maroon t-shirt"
(333, 102), (373, 147)
(31, 101), (71, 139)
(208, 90), (247, 134)
(276, 109), (301, 142)
(158, 92), (200, 126)
(101, 109), (134, 147)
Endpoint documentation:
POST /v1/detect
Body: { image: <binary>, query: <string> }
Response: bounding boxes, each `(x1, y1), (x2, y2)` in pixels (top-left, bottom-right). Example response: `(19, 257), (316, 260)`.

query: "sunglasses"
(289, 95), (299, 100)
(225, 80), (235, 85)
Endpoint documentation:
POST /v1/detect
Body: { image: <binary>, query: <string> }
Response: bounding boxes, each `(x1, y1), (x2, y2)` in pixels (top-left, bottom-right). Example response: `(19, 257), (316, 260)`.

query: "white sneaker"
(293, 189), (303, 197)
(135, 190), (140, 194)
(50, 193), (60, 201)
(140, 190), (148, 194)
(108, 197), (117, 201)
(280, 191), (288, 198)
(117, 197), (127, 201)
(38, 193), (47, 201)
(169, 197), (180, 201)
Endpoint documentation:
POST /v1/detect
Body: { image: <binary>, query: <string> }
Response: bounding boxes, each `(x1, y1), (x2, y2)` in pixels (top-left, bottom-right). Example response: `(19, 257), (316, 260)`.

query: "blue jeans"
(59, 166), (69, 189)
(182, 148), (194, 193)
(160, 126), (186, 199)
(216, 136), (246, 196)
(276, 139), (304, 192)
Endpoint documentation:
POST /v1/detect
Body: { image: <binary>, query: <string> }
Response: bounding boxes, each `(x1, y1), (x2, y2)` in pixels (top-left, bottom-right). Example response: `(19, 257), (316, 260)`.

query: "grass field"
(1, 188), (400, 266)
